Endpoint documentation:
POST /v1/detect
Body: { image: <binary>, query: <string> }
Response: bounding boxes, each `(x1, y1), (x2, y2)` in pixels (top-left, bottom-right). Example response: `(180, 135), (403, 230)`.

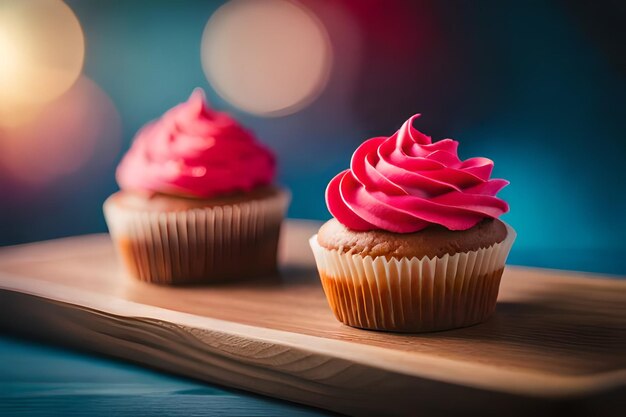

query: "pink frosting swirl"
(117, 89), (276, 198)
(326, 115), (509, 232)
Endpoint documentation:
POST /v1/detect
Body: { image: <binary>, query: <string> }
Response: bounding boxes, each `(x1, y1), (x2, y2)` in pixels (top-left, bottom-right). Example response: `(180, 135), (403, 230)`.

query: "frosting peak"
(117, 89), (276, 198)
(326, 115), (509, 232)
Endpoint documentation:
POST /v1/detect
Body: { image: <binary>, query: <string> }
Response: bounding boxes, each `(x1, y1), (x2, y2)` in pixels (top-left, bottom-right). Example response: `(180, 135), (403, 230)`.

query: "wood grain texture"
(0, 220), (625, 416)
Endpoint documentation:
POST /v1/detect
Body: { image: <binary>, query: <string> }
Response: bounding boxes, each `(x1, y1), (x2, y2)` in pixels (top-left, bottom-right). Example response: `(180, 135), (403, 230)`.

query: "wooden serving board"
(0, 220), (624, 416)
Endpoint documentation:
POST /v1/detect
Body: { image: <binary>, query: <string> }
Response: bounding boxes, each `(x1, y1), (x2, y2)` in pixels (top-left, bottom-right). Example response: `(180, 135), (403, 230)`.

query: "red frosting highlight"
(326, 115), (509, 232)
(117, 89), (276, 198)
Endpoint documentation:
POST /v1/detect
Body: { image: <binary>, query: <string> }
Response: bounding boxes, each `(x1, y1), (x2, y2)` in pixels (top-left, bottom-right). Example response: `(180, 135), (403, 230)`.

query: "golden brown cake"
(317, 218), (507, 259)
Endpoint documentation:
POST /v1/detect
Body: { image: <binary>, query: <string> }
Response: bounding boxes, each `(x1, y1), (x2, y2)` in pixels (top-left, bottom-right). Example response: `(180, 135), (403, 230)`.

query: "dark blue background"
(1, 0), (625, 274)
(0, 335), (326, 416)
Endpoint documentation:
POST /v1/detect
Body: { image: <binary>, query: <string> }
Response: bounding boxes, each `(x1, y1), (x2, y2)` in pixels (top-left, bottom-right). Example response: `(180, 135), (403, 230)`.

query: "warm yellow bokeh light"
(0, 0), (84, 126)
(0, 25), (22, 81)
(201, 0), (332, 117)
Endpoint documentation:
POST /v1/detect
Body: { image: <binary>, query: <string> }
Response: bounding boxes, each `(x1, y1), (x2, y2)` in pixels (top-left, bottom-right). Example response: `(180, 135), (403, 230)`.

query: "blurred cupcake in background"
(104, 89), (290, 284)
(310, 115), (515, 332)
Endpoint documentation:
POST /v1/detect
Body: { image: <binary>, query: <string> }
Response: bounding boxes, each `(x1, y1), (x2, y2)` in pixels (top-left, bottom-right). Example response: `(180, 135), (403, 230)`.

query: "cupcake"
(309, 115), (515, 332)
(104, 89), (290, 284)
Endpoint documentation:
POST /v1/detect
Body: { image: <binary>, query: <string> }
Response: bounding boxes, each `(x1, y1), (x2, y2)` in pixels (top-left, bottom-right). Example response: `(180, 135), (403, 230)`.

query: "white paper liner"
(103, 189), (290, 284)
(309, 223), (516, 332)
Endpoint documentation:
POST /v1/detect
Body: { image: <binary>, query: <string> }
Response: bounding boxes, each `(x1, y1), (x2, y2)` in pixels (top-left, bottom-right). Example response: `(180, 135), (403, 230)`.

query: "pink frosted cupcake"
(310, 115), (515, 332)
(104, 89), (290, 284)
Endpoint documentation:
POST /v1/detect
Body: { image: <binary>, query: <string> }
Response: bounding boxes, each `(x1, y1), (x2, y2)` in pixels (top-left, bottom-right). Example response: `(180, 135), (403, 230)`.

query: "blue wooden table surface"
(0, 335), (330, 417)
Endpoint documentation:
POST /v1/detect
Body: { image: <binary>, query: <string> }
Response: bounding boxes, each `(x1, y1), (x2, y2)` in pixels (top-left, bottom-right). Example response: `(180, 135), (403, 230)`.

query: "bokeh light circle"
(201, 0), (332, 117)
(0, 0), (85, 126)
(0, 76), (122, 186)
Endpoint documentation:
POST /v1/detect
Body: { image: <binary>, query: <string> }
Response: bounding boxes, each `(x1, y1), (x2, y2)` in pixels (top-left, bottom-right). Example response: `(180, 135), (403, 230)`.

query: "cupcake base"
(318, 267), (504, 333)
(116, 229), (281, 285)
(309, 223), (515, 333)
(104, 188), (290, 285)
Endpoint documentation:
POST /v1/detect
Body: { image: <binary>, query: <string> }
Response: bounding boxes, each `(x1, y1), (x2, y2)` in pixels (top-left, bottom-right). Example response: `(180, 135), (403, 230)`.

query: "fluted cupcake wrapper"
(104, 190), (290, 285)
(309, 224), (516, 332)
